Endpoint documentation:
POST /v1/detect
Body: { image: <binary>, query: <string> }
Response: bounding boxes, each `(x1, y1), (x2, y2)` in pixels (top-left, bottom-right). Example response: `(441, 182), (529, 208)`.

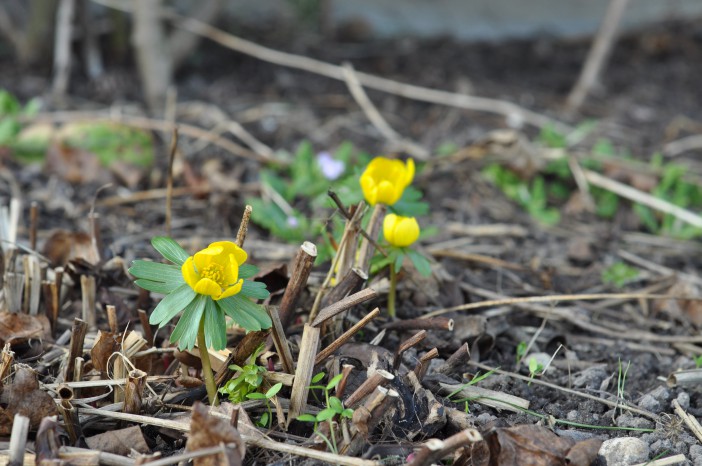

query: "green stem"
(197, 319), (219, 406)
(388, 263), (397, 318)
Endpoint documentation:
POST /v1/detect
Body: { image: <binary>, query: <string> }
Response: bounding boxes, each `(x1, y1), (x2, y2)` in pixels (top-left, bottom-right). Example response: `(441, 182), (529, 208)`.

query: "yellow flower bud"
(181, 241), (247, 300)
(383, 214), (420, 248)
(359, 156), (415, 206)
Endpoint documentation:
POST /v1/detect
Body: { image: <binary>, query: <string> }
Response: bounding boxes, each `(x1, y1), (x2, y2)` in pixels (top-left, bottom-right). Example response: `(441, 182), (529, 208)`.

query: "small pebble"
(638, 394), (660, 412)
(689, 445), (702, 464)
(615, 413), (655, 430)
(599, 437), (649, 466)
(676, 392), (691, 411)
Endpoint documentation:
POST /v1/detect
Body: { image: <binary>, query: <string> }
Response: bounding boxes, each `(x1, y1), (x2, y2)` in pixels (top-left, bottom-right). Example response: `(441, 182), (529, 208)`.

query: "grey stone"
(572, 365), (609, 390)
(475, 413), (496, 426)
(599, 437), (649, 466)
(638, 394), (661, 412)
(566, 410), (579, 421)
(615, 413), (655, 430)
(689, 444), (702, 464)
(676, 392), (691, 411)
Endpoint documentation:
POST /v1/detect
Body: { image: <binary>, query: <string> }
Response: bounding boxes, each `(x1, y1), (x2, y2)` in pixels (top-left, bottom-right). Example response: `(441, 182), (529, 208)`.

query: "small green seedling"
(246, 382), (283, 427)
(446, 368), (498, 413)
(297, 372), (354, 454)
(694, 355), (702, 369)
(601, 262), (640, 288)
(219, 346), (267, 404)
(527, 357), (545, 385)
(516, 341), (528, 365)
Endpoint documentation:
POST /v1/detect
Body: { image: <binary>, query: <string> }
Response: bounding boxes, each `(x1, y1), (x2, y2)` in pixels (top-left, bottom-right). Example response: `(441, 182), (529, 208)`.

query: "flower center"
(201, 263), (225, 287)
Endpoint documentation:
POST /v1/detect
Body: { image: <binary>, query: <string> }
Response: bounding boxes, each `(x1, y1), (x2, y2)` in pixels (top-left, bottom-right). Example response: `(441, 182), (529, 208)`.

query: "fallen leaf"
(565, 438), (603, 466)
(484, 425), (574, 466)
(187, 402), (245, 466)
(0, 311), (51, 347)
(0, 364), (57, 434)
(86, 425), (150, 455)
(43, 230), (98, 267)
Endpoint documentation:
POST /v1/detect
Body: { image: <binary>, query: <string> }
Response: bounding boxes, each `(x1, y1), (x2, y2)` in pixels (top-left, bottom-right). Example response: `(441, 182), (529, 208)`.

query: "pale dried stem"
(344, 369), (394, 409)
(287, 324), (320, 428)
(408, 428), (483, 466)
(393, 330), (427, 370)
(235, 205), (252, 248)
(80, 275), (96, 329)
(384, 317), (454, 332)
(315, 307), (381, 365)
(354, 204), (385, 276)
(278, 241), (317, 327)
(268, 306), (295, 374)
(413, 347), (439, 381)
(165, 127), (178, 237)
(311, 288), (378, 327)
(673, 399), (702, 444)
(64, 318), (87, 383)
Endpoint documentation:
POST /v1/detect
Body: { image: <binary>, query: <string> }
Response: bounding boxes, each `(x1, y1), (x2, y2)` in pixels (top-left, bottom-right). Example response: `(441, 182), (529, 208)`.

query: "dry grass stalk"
(322, 268), (367, 309)
(667, 369), (702, 388)
(137, 309), (154, 346)
(311, 288), (378, 327)
(408, 428), (483, 466)
(439, 382), (530, 413)
(309, 204), (366, 322)
(384, 317), (454, 332)
(113, 331), (147, 404)
(168, 11), (571, 133)
(278, 241), (317, 328)
(354, 204), (386, 276)
(436, 343), (470, 377)
(267, 306), (295, 374)
(469, 361), (657, 420)
(165, 127), (178, 237)
(4, 272), (24, 313)
(78, 406), (382, 466)
(344, 369), (394, 409)
(672, 399), (702, 444)
(315, 307), (381, 365)
(393, 330), (427, 370)
(262, 371), (294, 387)
(8, 413), (29, 466)
(0, 342), (14, 386)
(287, 324), (320, 428)
(630, 454), (688, 466)
(29, 202), (38, 251)
(235, 205), (252, 248)
(336, 364), (355, 399)
(64, 318), (87, 383)
(80, 275), (96, 329)
(124, 369), (147, 414)
(413, 347), (439, 381)
(57, 384), (82, 444)
(343, 386), (398, 456)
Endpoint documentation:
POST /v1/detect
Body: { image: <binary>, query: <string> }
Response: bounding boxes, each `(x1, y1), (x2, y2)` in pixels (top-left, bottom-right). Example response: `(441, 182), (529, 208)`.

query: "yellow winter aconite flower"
(181, 241), (247, 300)
(360, 156), (415, 206)
(383, 214), (420, 248)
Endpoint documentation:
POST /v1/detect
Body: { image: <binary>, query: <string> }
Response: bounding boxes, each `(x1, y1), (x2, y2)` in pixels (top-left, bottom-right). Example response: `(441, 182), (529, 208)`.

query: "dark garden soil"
(2, 15), (702, 466)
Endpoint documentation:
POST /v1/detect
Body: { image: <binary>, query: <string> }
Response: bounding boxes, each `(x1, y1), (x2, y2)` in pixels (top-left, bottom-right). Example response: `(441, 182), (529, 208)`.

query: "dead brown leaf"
(187, 402), (245, 466)
(86, 425), (150, 456)
(43, 230), (98, 267)
(565, 438), (603, 466)
(484, 425), (574, 466)
(0, 311), (51, 346)
(0, 364), (57, 434)
(45, 142), (110, 185)
(90, 330), (121, 373)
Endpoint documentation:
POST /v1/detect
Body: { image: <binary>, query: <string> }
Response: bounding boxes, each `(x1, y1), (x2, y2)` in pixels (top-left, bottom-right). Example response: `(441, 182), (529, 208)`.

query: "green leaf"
(221, 299), (261, 331)
(246, 392), (266, 400)
(203, 299), (227, 350)
(311, 372), (325, 384)
(239, 264), (259, 279)
(240, 280), (270, 300)
(391, 186), (429, 217)
(266, 382), (283, 398)
(224, 295), (272, 330)
(328, 396), (343, 413)
(134, 279), (181, 295)
(152, 237), (190, 266)
(326, 374), (343, 391)
(149, 283), (197, 327)
(297, 414), (317, 423)
(316, 408), (336, 422)
(406, 250), (432, 277)
(170, 295), (206, 350)
(259, 412), (269, 427)
(0, 118), (19, 146)
(341, 408), (354, 419)
(393, 250), (405, 272)
(129, 261), (184, 284)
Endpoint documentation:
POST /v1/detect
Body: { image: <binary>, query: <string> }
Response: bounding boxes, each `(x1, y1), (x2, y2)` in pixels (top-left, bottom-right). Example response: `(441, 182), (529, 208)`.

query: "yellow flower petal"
(209, 241), (247, 265)
(359, 156), (414, 206)
(384, 214), (420, 248)
(221, 253), (239, 285)
(216, 279), (243, 300)
(194, 277), (222, 298)
(181, 257), (200, 288)
(193, 245), (221, 271)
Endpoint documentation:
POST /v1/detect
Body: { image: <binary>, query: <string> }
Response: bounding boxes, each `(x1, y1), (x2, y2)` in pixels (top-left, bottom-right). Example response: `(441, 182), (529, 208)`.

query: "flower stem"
(197, 319), (219, 406)
(388, 263), (397, 318)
